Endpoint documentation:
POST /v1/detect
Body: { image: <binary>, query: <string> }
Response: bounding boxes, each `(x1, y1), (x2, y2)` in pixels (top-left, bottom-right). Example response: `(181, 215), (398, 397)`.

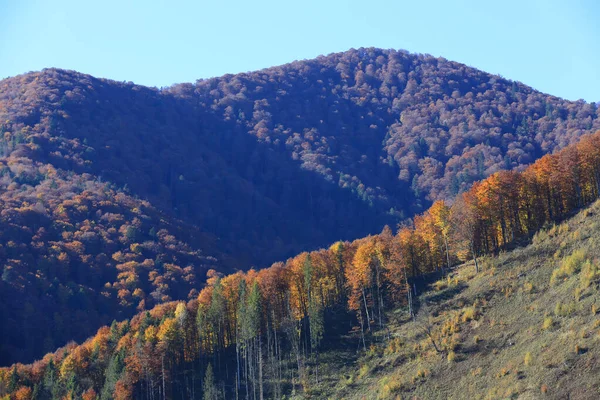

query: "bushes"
(542, 316), (554, 330)
(377, 376), (403, 399)
(385, 337), (404, 355)
(550, 249), (587, 285)
(447, 351), (456, 363)
(554, 301), (577, 317)
(532, 228), (550, 246)
(461, 306), (478, 323)
(579, 260), (599, 289)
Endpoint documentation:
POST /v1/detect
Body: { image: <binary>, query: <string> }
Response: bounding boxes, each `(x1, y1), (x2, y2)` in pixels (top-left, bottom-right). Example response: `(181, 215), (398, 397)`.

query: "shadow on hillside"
(34, 71), (420, 269)
(424, 282), (468, 305)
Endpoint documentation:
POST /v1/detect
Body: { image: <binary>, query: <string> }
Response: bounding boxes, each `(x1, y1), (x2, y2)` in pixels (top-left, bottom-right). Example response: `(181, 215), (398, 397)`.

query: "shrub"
(386, 337), (404, 355)
(542, 316), (554, 330)
(524, 352), (532, 366)
(378, 377), (403, 399)
(462, 306), (478, 323)
(358, 364), (370, 379)
(550, 249), (587, 285)
(580, 260), (599, 289)
(554, 301), (576, 317)
(447, 351), (456, 363)
(433, 279), (447, 291)
(367, 344), (381, 358)
(413, 368), (430, 383)
(532, 229), (549, 245)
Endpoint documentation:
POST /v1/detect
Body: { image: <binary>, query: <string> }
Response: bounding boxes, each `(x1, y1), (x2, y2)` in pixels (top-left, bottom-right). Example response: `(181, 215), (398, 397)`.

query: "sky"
(0, 0), (598, 102)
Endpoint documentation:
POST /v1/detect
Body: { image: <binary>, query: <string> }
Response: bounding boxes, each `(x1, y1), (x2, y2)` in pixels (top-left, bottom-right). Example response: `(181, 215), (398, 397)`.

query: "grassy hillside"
(316, 201), (600, 400)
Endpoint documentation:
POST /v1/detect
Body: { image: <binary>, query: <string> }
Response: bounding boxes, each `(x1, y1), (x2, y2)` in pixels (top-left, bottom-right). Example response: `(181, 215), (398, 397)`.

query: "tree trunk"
(471, 241), (479, 273)
(362, 288), (371, 332)
(258, 336), (264, 400)
(443, 236), (451, 275)
(161, 355), (166, 400)
(359, 313), (366, 351)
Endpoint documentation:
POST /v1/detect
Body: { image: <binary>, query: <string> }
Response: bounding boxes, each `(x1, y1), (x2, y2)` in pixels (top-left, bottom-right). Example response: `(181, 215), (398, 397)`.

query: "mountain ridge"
(0, 47), (598, 367)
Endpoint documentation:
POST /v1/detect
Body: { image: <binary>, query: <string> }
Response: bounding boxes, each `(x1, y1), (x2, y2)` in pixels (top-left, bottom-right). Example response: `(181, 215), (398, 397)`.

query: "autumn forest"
(0, 47), (599, 399)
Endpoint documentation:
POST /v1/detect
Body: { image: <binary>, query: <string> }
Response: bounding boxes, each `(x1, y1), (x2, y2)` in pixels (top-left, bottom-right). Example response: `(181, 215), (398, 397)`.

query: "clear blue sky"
(1, 0), (598, 101)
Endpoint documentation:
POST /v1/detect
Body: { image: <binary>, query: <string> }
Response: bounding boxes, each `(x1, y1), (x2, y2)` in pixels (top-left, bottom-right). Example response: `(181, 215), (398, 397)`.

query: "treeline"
(3, 129), (600, 399)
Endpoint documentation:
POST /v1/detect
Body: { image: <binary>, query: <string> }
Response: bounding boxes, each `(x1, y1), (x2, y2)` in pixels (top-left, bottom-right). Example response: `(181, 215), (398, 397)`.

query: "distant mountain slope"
(185, 48), (598, 202)
(1, 48), (598, 271)
(0, 159), (224, 365)
(0, 47), (598, 367)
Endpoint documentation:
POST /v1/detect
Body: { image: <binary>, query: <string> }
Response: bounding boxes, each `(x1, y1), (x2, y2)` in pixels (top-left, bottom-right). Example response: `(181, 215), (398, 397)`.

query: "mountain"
(2, 48), (598, 268)
(2, 129), (600, 399)
(0, 47), (598, 366)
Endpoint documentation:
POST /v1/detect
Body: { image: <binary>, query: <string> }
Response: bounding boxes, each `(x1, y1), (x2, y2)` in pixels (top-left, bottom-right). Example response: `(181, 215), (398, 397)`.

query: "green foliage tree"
(203, 363), (218, 400)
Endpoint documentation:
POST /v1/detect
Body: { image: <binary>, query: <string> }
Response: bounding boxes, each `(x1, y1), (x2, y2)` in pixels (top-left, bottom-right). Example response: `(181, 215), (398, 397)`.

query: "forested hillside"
(0, 47), (598, 367)
(3, 130), (600, 399)
(2, 48), (598, 271)
(0, 160), (225, 365)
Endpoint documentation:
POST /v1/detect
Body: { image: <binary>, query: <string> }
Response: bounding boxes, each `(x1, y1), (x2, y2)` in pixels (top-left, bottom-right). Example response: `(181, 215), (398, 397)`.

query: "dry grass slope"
(303, 200), (600, 400)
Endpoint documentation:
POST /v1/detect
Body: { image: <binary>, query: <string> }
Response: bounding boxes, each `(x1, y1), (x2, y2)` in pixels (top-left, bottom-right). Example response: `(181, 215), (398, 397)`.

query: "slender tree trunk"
(245, 345), (249, 400)
(272, 312), (281, 399)
(295, 338), (302, 391)
(252, 339), (256, 400)
(375, 263), (384, 329)
(236, 341), (241, 394)
(314, 349), (320, 384)
(235, 371), (239, 400)
(471, 241), (479, 273)
(359, 313), (366, 350)
(362, 288), (371, 331)
(443, 236), (450, 275)
(161, 355), (166, 400)
(258, 336), (264, 400)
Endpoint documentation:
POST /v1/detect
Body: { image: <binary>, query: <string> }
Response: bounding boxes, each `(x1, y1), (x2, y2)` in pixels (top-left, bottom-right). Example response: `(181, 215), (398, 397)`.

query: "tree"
(100, 353), (124, 400)
(451, 192), (481, 273)
(577, 133), (600, 202)
(203, 364), (219, 400)
(14, 386), (32, 400)
(429, 200), (452, 274)
(304, 254), (324, 384)
(346, 239), (376, 349)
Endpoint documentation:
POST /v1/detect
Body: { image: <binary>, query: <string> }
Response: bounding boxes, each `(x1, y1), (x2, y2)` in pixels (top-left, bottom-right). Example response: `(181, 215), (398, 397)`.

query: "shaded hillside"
(184, 48), (599, 203)
(0, 158), (225, 365)
(3, 131), (600, 399)
(1, 48), (598, 271)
